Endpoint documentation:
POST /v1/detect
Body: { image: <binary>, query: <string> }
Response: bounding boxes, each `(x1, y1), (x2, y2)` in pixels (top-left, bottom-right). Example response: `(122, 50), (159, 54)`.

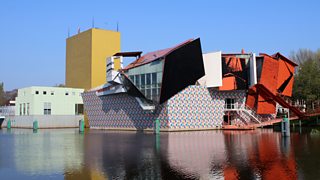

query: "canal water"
(0, 127), (320, 180)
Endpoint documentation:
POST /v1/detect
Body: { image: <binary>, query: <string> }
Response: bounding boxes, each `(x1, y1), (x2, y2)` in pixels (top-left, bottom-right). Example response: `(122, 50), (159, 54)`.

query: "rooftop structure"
(65, 28), (121, 90)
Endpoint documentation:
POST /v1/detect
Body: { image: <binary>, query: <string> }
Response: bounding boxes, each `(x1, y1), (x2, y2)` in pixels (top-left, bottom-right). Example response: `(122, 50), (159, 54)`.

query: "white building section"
(249, 53), (257, 87)
(106, 56), (123, 82)
(3, 86), (85, 128)
(199, 51), (222, 87)
(15, 86), (84, 116)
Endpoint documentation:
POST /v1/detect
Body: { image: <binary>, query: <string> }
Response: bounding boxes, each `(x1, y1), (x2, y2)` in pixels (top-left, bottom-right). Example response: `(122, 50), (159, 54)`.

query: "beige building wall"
(15, 86), (84, 116)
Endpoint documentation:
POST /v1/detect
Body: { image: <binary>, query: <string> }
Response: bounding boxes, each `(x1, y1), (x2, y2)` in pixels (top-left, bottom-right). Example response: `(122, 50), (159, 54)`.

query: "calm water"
(0, 127), (320, 180)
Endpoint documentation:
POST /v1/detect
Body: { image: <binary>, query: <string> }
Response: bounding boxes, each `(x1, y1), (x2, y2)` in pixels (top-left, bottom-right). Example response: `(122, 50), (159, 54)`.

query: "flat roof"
(113, 51), (142, 57)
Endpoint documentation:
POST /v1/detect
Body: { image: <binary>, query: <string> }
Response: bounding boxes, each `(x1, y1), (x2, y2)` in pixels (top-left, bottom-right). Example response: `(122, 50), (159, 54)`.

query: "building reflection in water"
(78, 129), (298, 179)
(222, 130), (296, 179)
(4, 128), (317, 179)
(12, 129), (84, 175)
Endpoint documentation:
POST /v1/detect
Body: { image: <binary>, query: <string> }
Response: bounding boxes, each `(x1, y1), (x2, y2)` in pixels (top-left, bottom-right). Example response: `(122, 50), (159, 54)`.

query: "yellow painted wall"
(66, 29), (92, 90)
(66, 28), (121, 90)
(91, 29), (120, 88)
(113, 57), (121, 71)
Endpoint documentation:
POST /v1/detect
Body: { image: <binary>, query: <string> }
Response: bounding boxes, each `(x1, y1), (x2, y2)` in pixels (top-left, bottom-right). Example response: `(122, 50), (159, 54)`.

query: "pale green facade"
(15, 86), (84, 116)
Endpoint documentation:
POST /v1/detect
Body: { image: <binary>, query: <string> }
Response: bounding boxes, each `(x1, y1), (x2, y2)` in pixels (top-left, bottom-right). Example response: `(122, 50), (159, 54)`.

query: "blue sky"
(0, 0), (319, 91)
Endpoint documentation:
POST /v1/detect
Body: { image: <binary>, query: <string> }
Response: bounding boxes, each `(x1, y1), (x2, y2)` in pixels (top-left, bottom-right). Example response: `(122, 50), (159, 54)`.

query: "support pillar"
(33, 120), (38, 133)
(154, 119), (160, 134)
(7, 119), (11, 129)
(79, 119), (85, 133)
(281, 115), (290, 137)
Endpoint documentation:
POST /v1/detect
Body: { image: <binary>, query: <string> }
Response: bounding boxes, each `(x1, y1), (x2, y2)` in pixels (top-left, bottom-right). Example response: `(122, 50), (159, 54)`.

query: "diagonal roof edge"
(271, 52), (298, 66)
(259, 52), (298, 66)
(123, 39), (195, 70)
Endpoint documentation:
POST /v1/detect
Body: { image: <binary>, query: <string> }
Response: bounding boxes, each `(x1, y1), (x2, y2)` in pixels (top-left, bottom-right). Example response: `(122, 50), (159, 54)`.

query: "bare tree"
(290, 49), (315, 65)
(0, 82), (5, 106)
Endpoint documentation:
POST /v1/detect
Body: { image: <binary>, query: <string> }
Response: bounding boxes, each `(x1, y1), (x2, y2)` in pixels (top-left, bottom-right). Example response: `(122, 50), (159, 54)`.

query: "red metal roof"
(271, 52), (298, 66)
(123, 39), (194, 70)
(260, 52), (298, 66)
(113, 51), (142, 57)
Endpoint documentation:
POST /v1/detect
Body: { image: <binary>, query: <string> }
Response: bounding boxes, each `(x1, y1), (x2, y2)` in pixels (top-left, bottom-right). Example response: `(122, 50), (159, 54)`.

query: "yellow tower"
(66, 28), (121, 90)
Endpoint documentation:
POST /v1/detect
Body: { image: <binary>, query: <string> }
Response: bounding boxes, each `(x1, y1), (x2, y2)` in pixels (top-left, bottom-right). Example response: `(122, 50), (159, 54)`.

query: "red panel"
(277, 60), (295, 96)
(259, 55), (279, 94)
(246, 53), (299, 115)
(257, 93), (277, 114)
(255, 55), (279, 114)
(246, 87), (257, 109)
(219, 76), (237, 91)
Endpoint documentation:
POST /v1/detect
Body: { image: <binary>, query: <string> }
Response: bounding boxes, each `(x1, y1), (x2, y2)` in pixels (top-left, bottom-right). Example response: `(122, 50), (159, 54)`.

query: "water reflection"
(0, 129), (84, 179)
(0, 127), (320, 179)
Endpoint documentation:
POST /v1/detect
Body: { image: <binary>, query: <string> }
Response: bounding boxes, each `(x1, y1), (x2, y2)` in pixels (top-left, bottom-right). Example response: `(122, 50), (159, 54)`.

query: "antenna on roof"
(67, 27), (70, 38)
(116, 21), (119, 32)
(78, 27), (80, 34)
(92, 17), (95, 28)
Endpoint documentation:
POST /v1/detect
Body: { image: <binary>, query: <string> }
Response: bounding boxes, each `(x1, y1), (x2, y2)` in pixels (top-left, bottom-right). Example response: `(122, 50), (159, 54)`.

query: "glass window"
(35, 91), (39, 95)
(75, 104), (84, 115)
(51, 91), (54, 95)
(146, 89), (151, 99)
(146, 73), (151, 85)
(129, 75), (134, 83)
(152, 73), (157, 88)
(65, 92), (69, 95)
(141, 74), (145, 89)
(152, 73), (157, 83)
(43, 91), (47, 95)
(135, 75), (140, 87)
(152, 89), (157, 100)
(44, 102), (51, 115)
(225, 98), (235, 109)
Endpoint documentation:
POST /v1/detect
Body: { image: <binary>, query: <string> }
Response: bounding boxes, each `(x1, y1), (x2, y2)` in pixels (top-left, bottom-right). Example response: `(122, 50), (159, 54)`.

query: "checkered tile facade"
(82, 86), (248, 130)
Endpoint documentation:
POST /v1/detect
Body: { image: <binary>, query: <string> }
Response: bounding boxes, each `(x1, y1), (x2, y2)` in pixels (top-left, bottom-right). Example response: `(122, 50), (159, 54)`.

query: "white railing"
(0, 106), (15, 116)
(242, 104), (263, 123)
(224, 103), (263, 124)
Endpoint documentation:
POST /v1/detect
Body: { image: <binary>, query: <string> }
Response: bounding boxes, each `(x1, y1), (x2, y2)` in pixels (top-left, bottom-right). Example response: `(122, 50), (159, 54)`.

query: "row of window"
(43, 103), (83, 115)
(34, 91), (79, 96)
(129, 73), (158, 87)
(129, 73), (161, 101)
(19, 103), (30, 116)
(19, 103), (84, 115)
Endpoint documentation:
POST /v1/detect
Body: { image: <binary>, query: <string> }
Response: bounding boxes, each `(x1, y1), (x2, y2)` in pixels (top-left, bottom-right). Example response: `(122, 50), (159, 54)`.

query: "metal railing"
(0, 106), (15, 116)
(224, 103), (263, 124)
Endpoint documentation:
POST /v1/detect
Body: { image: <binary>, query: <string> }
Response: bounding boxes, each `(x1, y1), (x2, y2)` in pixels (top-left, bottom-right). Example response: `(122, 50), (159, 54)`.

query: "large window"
(225, 98), (235, 109)
(146, 73), (151, 88)
(44, 102), (51, 115)
(129, 72), (162, 101)
(152, 73), (157, 87)
(141, 74), (145, 89)
(125, 59), (164, 102)
(75, 104), (84, 115)
(135, 75), (140, 89)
